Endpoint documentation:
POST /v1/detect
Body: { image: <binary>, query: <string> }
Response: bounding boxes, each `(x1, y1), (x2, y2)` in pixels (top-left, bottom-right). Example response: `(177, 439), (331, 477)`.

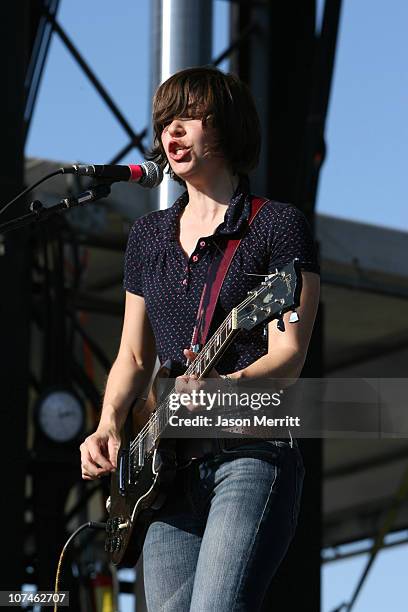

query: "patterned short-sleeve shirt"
(124, 182), (319, 375)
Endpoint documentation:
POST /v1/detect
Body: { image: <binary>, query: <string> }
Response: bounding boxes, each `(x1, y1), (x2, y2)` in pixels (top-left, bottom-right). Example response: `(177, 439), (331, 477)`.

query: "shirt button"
(182, 279), (187, 285)
(199, 241), (206, 248)
(192, 255), (199, 262)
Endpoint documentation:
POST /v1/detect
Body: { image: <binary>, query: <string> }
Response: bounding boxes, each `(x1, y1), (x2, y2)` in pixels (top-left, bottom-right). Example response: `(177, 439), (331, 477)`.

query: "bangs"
(153, 76), (216, 131)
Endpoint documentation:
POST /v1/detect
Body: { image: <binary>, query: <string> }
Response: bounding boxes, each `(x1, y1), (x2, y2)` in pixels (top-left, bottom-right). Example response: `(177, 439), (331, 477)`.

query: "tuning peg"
(277, 315), (285, 332)
(289, 310), (299, 323)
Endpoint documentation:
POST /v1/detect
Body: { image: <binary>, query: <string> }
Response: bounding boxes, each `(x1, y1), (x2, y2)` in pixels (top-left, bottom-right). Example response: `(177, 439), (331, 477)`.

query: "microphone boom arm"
(0, 182), (112, 234)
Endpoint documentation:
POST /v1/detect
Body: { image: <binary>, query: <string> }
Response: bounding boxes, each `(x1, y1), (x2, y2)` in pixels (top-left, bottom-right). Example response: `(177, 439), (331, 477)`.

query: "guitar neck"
(132, 310), (239, 454)
(187, 309), (238, 379)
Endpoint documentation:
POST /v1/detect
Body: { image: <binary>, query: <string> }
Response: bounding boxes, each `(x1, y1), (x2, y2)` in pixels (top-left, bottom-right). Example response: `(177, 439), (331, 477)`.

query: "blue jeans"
(143, 441), (305, 612)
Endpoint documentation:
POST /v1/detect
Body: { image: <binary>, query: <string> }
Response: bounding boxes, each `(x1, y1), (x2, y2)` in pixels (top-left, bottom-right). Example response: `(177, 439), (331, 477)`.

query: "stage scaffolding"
(4, 2), (406, 611)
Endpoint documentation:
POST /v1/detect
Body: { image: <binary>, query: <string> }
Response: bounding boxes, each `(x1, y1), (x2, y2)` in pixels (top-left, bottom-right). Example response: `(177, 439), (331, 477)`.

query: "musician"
(80, 66), (320, 611)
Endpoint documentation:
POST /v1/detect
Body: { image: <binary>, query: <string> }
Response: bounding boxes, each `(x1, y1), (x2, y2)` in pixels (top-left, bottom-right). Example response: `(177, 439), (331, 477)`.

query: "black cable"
(53, 520), (106, 612)
(0, 168), (63, 217)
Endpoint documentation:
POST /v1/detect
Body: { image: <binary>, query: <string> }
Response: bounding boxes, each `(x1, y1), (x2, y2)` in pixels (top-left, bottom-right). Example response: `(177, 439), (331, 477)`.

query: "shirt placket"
(179, 237), (211, 293)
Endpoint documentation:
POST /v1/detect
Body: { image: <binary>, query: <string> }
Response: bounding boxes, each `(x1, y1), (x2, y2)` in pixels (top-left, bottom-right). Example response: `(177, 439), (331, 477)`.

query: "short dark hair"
(148, 66), (261, 185)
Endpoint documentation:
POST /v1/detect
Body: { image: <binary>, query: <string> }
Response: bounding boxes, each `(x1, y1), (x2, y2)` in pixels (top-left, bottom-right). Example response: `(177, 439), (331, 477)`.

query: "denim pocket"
(219, 441), (281, 464)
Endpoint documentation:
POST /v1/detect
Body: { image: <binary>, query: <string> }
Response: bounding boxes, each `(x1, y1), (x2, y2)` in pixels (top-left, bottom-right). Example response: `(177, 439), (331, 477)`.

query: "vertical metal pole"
(150, 0), (213, 210)
(0, 2), (30, 590)
(135, 6), (214, 607)
(230, 1), (270, 196)
(231, 3), (323, 611)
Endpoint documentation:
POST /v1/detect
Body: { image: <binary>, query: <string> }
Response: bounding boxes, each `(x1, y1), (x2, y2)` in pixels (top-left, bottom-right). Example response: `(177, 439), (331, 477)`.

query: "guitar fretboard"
(130, 310), (238, 465)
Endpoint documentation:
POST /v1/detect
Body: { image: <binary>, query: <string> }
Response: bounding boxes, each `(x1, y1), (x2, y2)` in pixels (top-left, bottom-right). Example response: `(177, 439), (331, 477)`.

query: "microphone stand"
(0, 182), (112, 234)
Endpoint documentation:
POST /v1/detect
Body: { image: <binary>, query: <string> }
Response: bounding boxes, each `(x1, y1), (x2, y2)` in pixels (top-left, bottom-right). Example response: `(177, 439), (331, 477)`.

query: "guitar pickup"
(118, 449), (130, 496)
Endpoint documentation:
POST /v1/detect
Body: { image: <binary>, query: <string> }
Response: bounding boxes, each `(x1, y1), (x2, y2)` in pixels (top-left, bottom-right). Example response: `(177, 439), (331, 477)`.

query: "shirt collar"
(163, 179), (252, 241)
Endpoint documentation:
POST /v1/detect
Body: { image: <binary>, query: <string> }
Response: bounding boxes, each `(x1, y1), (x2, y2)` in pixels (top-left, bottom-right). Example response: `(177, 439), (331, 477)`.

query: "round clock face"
(38, 390), (84, 443)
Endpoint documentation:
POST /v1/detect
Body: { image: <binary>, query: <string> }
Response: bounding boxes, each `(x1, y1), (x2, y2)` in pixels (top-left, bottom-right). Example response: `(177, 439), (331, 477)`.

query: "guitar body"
(105, 364), (177, 567)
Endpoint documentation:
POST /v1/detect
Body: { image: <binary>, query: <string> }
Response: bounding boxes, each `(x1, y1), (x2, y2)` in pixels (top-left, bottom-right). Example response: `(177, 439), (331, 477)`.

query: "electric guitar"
(105, 260), (301, 566)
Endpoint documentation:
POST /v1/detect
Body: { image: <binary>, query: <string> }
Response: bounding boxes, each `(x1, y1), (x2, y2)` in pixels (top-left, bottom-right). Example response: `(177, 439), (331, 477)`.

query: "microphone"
(62, 161), (163, 188)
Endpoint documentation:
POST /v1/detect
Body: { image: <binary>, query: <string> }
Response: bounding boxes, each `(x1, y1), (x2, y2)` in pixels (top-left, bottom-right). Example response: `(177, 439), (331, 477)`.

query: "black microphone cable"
(53, 520), (107, 612)
(0, 168), (64, 217)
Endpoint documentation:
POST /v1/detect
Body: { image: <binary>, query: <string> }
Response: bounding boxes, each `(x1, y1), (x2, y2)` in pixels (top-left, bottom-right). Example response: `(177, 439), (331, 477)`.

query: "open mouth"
(168, 141), (191, 162)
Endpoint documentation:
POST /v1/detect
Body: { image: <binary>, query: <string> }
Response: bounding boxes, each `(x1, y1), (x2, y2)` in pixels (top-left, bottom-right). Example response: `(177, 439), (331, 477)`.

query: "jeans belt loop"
(289, 430), (293, 448)
(212, 438), (223, 455)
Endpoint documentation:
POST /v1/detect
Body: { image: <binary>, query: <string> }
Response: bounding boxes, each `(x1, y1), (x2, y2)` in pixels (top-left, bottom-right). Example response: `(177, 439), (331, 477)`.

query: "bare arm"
(100, 292), (157, 430)
(80, 291), (157, 479)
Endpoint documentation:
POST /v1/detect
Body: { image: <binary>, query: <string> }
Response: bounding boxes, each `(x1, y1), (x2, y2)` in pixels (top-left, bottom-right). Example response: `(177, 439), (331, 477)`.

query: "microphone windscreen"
(140, 161), (163, 188)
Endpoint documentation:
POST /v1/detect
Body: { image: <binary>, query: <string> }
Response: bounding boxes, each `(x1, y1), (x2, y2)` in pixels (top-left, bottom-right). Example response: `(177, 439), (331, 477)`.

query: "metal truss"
(22, 2), (346, 610)
(32, 1), (261, 168)
(24, 0), (60, 144)
(323, 530), (408, 564)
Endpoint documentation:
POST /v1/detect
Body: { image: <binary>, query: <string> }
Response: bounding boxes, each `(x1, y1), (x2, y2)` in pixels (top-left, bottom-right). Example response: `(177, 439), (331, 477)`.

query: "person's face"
(160, 117), (225, 183)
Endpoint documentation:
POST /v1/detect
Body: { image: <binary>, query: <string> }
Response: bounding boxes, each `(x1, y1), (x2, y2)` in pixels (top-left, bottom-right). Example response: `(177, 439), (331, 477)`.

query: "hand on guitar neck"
(175, 347), (230, 413)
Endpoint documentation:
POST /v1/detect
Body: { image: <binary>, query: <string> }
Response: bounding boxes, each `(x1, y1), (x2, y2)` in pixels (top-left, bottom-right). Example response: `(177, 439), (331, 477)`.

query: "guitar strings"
(127, 282), (259, 455)
(128, 273), (282, 457)
(128, 311), (232, 455)
(128, 306), (238, 456)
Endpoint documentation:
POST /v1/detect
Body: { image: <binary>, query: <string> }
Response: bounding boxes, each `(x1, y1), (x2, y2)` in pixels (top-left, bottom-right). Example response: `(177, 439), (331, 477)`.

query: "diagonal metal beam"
(212, 21), (257, 67)
(108, 130), (148, 164)
(323, 533), (408, 564)
(44, 8), (146, 155)
(24, 0), (60, 145)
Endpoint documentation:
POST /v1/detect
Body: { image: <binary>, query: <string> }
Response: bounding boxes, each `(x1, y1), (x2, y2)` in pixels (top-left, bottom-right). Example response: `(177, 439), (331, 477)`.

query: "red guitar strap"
(190, 196), (269, 350)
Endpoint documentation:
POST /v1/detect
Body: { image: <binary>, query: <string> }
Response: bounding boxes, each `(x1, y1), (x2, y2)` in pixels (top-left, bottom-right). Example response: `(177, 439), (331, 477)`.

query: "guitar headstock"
(234, 260), (301, 332)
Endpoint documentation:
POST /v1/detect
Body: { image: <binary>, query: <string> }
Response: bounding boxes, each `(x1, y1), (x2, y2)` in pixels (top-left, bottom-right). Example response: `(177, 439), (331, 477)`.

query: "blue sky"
(316, 0), (407, 231)
(26, 0), (407, 232)
(323, 538), (408, 612)
(25, 1), (408, 610)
